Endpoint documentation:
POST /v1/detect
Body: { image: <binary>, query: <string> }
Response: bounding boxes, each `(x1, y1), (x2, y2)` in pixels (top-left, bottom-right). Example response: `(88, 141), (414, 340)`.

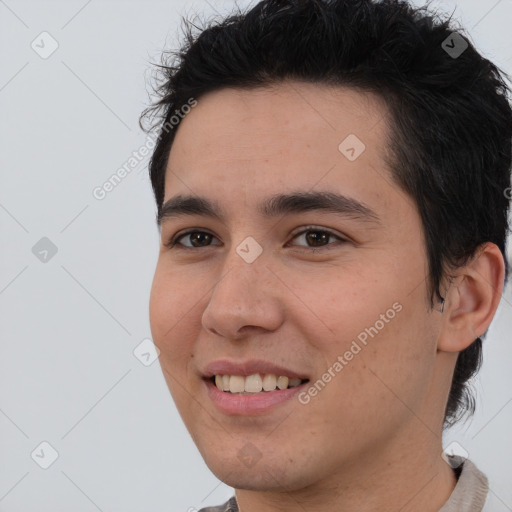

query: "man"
(140, 0), (512, 510)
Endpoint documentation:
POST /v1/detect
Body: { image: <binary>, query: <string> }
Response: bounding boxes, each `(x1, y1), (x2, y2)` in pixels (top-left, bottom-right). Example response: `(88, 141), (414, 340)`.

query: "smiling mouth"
(210, 374), (309, 394)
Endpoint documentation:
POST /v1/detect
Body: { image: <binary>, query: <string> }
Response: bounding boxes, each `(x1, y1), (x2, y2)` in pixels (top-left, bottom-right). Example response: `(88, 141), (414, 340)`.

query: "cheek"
(342, 300), (437, 418)
(149, 265), (196, 362)
(149, 267), (201, 414)
(295, 268), (391, 350)
(300, 265), (435, 403)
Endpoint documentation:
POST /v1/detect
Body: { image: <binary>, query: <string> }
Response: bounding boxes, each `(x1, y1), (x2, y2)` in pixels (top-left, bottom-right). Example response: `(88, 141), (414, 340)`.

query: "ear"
(437, 242), (505, 353)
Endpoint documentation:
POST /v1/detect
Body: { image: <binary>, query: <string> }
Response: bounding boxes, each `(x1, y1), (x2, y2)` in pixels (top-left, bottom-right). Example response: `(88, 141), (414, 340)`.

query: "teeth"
(245, 374), (263, 392)
(262, 374), (277, 391)
(277, 376), (289, 390)
(229, 375), (245, 393)
(213, 374), (305, 393)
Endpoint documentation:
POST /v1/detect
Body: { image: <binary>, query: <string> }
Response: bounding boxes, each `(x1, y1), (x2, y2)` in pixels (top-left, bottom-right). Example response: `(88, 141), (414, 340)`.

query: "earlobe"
(437, 243), (505, 353)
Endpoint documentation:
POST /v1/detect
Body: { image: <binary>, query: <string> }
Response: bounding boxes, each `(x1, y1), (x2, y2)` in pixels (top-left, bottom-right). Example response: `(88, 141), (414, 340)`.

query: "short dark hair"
(140, 0), (512, 428)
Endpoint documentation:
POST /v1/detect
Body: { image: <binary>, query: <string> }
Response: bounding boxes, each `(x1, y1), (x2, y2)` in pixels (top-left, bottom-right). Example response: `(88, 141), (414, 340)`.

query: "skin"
(149, 81), (504, 512)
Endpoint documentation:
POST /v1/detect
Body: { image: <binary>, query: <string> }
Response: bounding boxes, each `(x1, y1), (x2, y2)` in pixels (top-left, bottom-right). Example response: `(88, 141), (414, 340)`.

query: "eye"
(165, 226), (347, 251)
(165, 230), (220, 249)
(288, 227), (346, 250)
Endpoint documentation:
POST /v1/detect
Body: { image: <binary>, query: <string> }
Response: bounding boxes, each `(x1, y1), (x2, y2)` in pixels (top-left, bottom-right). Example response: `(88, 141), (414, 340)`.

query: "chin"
(202, 452), (312, 492)
(215, 470), (297, 492)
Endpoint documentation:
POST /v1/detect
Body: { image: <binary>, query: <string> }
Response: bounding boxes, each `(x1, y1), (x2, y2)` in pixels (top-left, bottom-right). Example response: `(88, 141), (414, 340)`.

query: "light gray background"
(1, 0), (511, 510)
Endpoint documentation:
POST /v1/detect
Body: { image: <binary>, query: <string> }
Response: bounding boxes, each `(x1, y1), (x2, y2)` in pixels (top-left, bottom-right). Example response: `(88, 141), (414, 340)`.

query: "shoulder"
(439, 456), (489, 512)
(198, 496), (238, 512)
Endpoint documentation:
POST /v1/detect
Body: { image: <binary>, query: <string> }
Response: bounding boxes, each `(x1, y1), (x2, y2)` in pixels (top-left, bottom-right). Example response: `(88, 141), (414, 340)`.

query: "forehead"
(164, 81), (400, 215)
(168, 81), (389, 158)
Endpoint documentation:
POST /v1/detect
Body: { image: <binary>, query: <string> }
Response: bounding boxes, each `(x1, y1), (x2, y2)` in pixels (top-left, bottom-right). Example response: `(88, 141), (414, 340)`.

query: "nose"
(201, 248), (285, 340)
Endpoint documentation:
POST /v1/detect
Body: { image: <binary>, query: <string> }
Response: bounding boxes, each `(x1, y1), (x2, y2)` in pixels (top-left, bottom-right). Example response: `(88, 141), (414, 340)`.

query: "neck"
(234, 432), (457, 512)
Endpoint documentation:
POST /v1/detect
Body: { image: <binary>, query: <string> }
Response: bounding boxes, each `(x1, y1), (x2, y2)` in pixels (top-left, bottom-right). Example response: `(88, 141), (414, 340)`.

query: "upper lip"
(202, 359), (310, 380)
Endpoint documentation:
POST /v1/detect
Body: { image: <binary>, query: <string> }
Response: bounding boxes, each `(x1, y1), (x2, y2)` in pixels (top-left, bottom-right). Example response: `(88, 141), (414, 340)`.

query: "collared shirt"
(198, 457), (492, 512)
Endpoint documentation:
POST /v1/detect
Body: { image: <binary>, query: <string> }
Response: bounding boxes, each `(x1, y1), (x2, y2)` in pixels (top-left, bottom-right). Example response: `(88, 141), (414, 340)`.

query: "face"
(149, 82), (448, 491)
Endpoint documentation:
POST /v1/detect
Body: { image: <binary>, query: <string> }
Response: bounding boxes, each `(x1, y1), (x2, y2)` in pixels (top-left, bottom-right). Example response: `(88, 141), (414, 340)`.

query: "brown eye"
(304, 231), (330, 247)
(185, 232), (214, 247)
(166, 230), (220, 249)
(290, 228), (345, 249)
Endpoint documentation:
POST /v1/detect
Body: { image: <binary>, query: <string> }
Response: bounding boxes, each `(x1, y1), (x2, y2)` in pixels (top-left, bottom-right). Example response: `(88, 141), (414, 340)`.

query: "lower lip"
(204, 378), (308, 415)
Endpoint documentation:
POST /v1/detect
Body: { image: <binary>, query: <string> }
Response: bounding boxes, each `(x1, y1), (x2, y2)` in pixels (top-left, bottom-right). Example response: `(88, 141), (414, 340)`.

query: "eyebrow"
(157, 191), (381, 226)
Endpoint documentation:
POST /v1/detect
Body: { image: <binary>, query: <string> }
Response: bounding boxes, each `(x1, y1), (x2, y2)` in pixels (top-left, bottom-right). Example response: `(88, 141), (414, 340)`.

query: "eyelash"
(164, 226), (348, 251)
